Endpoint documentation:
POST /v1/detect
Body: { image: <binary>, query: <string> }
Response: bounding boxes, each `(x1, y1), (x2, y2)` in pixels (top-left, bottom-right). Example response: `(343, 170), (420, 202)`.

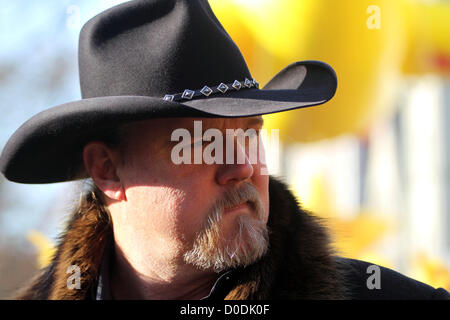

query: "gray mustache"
(212, 182), (265, 221)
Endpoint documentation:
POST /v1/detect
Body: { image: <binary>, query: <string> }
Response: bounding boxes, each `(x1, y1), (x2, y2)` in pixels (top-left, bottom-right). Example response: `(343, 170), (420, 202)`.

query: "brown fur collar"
(15, 176), (346, 300)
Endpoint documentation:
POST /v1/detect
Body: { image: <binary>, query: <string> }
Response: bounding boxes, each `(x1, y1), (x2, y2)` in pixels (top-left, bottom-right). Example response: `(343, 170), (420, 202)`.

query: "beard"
(183, 182), (269, 273)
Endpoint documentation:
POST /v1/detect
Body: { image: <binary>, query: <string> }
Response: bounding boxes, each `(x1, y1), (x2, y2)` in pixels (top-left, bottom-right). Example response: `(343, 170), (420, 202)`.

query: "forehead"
(127, 116), (264, 137)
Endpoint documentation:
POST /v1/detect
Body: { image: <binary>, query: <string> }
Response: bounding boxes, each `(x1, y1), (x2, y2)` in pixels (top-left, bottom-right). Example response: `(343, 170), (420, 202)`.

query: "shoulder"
(336, 257), (450, 300)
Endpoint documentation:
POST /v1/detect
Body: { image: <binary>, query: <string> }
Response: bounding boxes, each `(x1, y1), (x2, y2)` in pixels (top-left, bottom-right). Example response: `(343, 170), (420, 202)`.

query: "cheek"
(123, 186), (185, 237)
(171, 186), (215, 241)
(124, 185), (210, 244)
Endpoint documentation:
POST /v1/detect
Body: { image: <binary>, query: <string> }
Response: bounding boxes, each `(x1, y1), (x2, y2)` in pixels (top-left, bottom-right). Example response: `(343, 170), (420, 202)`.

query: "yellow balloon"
(402, 1), (450, 74)
(210, 0), (407, 143)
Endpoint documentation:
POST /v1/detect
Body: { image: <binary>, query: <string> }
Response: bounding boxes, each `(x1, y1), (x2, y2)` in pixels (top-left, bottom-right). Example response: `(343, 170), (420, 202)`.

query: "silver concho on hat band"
(162, 78), (259, 102)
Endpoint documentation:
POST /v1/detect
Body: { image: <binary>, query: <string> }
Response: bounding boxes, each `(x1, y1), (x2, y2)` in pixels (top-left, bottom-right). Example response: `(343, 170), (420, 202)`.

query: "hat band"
(162, 78), (259, 102)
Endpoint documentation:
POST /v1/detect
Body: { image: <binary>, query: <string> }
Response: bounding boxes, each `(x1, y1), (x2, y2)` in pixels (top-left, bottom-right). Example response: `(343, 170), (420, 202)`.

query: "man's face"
(109, 116), (270, 273)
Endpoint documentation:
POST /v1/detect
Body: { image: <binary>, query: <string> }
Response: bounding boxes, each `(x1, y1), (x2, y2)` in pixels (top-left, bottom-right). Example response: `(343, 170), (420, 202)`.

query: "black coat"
(337, 257), (449, 299)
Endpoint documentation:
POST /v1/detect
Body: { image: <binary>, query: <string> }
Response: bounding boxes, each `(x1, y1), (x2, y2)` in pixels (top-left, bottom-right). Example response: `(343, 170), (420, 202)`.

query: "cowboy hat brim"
(0, 60), (337, 183)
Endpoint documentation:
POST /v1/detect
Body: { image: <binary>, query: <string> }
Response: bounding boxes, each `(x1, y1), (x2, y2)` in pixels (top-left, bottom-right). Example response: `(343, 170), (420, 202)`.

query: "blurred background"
(0, 0), (449, 298)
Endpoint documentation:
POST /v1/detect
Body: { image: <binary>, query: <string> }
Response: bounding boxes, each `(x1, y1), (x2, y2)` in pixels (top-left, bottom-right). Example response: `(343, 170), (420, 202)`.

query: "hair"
(80, 180), (111, 218)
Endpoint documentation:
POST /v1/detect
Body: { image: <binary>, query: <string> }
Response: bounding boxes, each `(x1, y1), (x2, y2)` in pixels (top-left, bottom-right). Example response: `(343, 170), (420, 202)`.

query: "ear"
(82, 141), (126, 202)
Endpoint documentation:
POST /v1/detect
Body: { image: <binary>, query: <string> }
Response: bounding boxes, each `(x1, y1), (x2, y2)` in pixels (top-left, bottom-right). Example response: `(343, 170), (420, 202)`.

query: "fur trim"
(225, 177), (345, 299)
(14, 192), (112, 300)
(15, 176), (346, 299)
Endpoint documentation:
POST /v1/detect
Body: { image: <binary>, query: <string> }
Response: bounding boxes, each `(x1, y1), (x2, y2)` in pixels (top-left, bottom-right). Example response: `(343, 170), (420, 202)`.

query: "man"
(1, 0), (448, 300)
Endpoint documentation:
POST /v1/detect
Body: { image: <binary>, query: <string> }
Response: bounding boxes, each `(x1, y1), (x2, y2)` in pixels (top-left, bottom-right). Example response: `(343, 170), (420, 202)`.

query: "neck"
(109, 242), (219, 300)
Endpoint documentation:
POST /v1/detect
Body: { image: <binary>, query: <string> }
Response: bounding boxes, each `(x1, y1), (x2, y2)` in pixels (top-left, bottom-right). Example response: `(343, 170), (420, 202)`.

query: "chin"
(183, 212), (269, 272)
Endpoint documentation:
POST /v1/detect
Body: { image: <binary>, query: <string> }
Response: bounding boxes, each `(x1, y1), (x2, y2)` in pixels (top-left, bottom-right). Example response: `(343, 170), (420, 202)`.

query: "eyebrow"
(246, 116), (264, 127)
(176, 116), (265, 138)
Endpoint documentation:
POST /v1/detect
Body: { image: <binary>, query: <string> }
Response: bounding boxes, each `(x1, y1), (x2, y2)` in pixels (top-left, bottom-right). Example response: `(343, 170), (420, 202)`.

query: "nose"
(215, 138), (254, 186)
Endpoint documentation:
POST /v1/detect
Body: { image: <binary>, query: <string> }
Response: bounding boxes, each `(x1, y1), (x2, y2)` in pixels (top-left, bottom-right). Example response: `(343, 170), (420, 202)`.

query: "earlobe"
(103, 189), (126, 202)
(82, 141), (126, 202)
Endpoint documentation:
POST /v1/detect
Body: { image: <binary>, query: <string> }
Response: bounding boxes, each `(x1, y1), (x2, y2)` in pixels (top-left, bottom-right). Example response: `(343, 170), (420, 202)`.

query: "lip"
(224, 201), (252, 214)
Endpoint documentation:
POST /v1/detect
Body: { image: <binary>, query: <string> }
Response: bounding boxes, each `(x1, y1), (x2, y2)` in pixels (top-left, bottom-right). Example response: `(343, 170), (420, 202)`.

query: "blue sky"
(0, 1), (127, 240)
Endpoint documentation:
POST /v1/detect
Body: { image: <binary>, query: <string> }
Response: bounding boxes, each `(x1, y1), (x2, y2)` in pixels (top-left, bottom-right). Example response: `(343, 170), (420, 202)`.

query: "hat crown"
(78, 0), (252, 99)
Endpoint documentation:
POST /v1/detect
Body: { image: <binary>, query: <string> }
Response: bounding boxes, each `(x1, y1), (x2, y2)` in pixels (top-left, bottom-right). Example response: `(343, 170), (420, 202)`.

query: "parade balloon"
(210, 0), (407, 143)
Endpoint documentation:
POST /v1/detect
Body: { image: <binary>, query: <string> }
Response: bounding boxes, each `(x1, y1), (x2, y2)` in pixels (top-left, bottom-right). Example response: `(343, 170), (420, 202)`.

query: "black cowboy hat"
(0, 0), (337, 184)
